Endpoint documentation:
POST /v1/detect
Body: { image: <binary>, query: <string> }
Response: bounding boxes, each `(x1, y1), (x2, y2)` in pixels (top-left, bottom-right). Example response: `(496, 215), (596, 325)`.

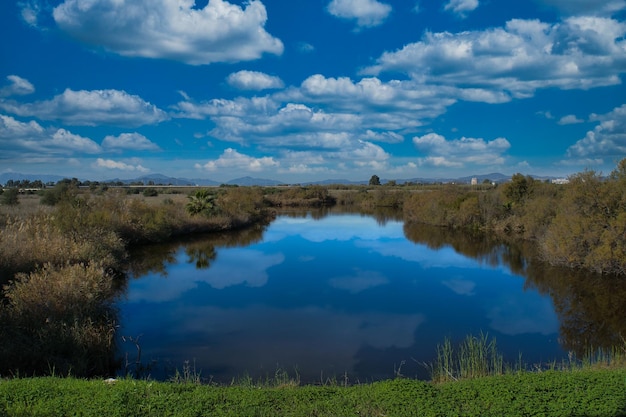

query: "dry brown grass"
(0, 187), (269, 377)
(0, 263), (119, 376)
(0, 213), (124, 277)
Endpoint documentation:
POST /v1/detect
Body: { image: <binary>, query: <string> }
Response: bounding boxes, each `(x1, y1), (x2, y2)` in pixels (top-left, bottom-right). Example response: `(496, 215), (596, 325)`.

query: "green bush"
(142, 187), (158, 197)
(0, 188), (19, 206)
(39, 182), (75, 206)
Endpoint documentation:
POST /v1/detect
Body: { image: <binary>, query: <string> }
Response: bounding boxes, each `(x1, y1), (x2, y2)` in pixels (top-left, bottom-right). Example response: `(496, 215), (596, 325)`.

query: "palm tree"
(186, 189), (217, 216)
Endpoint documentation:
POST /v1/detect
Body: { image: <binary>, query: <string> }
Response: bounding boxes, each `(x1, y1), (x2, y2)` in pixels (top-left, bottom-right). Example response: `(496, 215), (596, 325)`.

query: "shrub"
(0, 188), (19, 206)
(143, 188), (159, 197)
(0, 213), (124, 276)
(39, 182), (76, 206)
(0, 263), (120, 377)
(264, 186), (335, 207)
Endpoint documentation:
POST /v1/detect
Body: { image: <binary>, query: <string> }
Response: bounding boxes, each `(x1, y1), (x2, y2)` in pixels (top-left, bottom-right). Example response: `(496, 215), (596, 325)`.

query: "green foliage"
(0, 188), (19, 206)
(264, 186), (335, 207)
(1, 370), (625, 416)
(142, 187), (158, 197)
(186, 189), (217, 216)
(502, 173), (535, 206)
(400, 159), (626, 275)
(432, 333), (504, 383)
(39, 182), (76, 206)
(403, 187), (485, 229)
(369, 174), (381, 186)
(542, 168), (626, 274)
(217, 187), (263, 216)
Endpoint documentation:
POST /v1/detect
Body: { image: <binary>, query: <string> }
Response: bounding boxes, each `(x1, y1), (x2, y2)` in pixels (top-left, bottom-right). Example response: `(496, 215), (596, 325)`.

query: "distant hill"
(104, 174), (220, 186)
(397, 172), (512, 184)
(227, 176), (285, 186)
(2, 172), (564, 187)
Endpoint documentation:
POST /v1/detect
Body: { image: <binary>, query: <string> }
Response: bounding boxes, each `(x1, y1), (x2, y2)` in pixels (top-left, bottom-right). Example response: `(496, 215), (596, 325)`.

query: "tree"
(503, 173), (534, 206)
(541, 164), (626, 275)
(610, 157), (626, 181)
(186, 189), (217, 216)
(369, 175), (381, 186)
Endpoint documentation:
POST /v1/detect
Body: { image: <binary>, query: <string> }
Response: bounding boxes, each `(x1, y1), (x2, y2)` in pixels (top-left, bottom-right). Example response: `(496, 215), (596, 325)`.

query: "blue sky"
(1, 0), (626, 182)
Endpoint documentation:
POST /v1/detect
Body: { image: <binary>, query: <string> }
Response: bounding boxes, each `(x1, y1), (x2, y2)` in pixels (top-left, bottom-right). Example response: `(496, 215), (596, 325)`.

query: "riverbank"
(1, 174), (625, 379)
(2, 369), (625, 416)
(0, 186), (273, 378)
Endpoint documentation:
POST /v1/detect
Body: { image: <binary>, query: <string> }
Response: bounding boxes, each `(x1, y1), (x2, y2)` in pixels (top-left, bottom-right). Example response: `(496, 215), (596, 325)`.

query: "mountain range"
(1, 172), (560, 187)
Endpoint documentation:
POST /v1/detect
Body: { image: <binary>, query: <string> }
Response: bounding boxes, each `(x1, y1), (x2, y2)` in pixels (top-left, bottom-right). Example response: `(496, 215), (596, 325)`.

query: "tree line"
(402, 159), (626, 276)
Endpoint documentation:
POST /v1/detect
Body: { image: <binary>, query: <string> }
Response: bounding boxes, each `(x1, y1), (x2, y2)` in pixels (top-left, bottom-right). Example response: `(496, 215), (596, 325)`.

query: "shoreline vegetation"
(2, 369), (626, 416)
(1, 160), (626, 413)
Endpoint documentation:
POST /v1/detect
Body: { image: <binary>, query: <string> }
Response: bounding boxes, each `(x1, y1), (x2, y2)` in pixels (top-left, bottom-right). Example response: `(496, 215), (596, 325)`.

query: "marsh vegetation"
(0, 159), (625, 379)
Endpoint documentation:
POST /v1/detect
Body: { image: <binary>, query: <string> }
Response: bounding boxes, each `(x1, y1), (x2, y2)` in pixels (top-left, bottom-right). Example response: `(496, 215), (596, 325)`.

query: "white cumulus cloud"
(226, 70), (284, 90)
(295, 74), (456, 126)
(327, 0), (392, 28)
(102, 133), (161, 151)
(0, 75), (35, 97)
(444, 0), (479, 18)
(0, 88), (167, 127)
(363, 17), (626, 99)
(196, 148), (279, 172)
(52, 0), (284, 65)
(413, 133), (511, 168)
(50, 129), (101, 153)
(566, 104), (626, 160)
(0, 114), (101, 155)
(558, 114), (584, 125)
(95, 158), (149, 172)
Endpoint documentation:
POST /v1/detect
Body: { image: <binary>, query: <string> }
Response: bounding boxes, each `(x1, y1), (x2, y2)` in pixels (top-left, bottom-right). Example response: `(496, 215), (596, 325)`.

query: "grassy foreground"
(1, 370), (625, 417)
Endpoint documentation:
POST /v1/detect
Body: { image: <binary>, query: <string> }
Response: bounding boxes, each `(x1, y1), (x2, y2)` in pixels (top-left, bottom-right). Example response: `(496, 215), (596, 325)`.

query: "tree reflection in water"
(403, 221), (626, 357)
(123, 212), (625, 377)
(125, 223), (268, 277)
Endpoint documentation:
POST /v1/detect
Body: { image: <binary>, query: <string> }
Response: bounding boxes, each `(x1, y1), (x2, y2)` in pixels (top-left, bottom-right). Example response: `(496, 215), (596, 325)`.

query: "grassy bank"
(0, 186), (271, 378)
(1, 369), (625, 416)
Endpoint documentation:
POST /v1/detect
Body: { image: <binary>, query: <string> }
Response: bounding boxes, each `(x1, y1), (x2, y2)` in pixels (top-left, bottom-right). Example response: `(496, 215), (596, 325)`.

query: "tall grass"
(0, 263), (120, 377)
(431, 333), (504, 383)
(0, 214), (125, 278)
(431, 333), (626, 384)
(0, 187), (271, 378)
(566, 343), (626, 371)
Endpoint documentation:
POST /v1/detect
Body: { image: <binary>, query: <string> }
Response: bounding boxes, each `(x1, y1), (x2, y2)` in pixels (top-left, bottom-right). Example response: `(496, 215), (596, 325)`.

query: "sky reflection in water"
(117, 213), (563, 382)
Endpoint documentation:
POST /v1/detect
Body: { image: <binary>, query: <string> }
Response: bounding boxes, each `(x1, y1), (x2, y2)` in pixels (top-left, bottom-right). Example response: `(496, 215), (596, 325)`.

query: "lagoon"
(116, 210), (623, 383)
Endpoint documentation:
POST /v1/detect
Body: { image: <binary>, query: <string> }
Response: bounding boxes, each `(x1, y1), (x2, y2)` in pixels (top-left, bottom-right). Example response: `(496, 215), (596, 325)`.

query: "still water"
(117, 210), (624, 382)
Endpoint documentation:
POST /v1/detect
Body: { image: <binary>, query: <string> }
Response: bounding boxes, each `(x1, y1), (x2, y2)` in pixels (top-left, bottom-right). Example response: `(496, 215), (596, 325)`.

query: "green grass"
(431, 333), (505, 383)
(1, 370), (625, 416)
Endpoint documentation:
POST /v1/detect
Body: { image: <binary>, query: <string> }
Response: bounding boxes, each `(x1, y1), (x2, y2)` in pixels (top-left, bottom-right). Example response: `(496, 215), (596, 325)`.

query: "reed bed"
(431, 333), (504, 383)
